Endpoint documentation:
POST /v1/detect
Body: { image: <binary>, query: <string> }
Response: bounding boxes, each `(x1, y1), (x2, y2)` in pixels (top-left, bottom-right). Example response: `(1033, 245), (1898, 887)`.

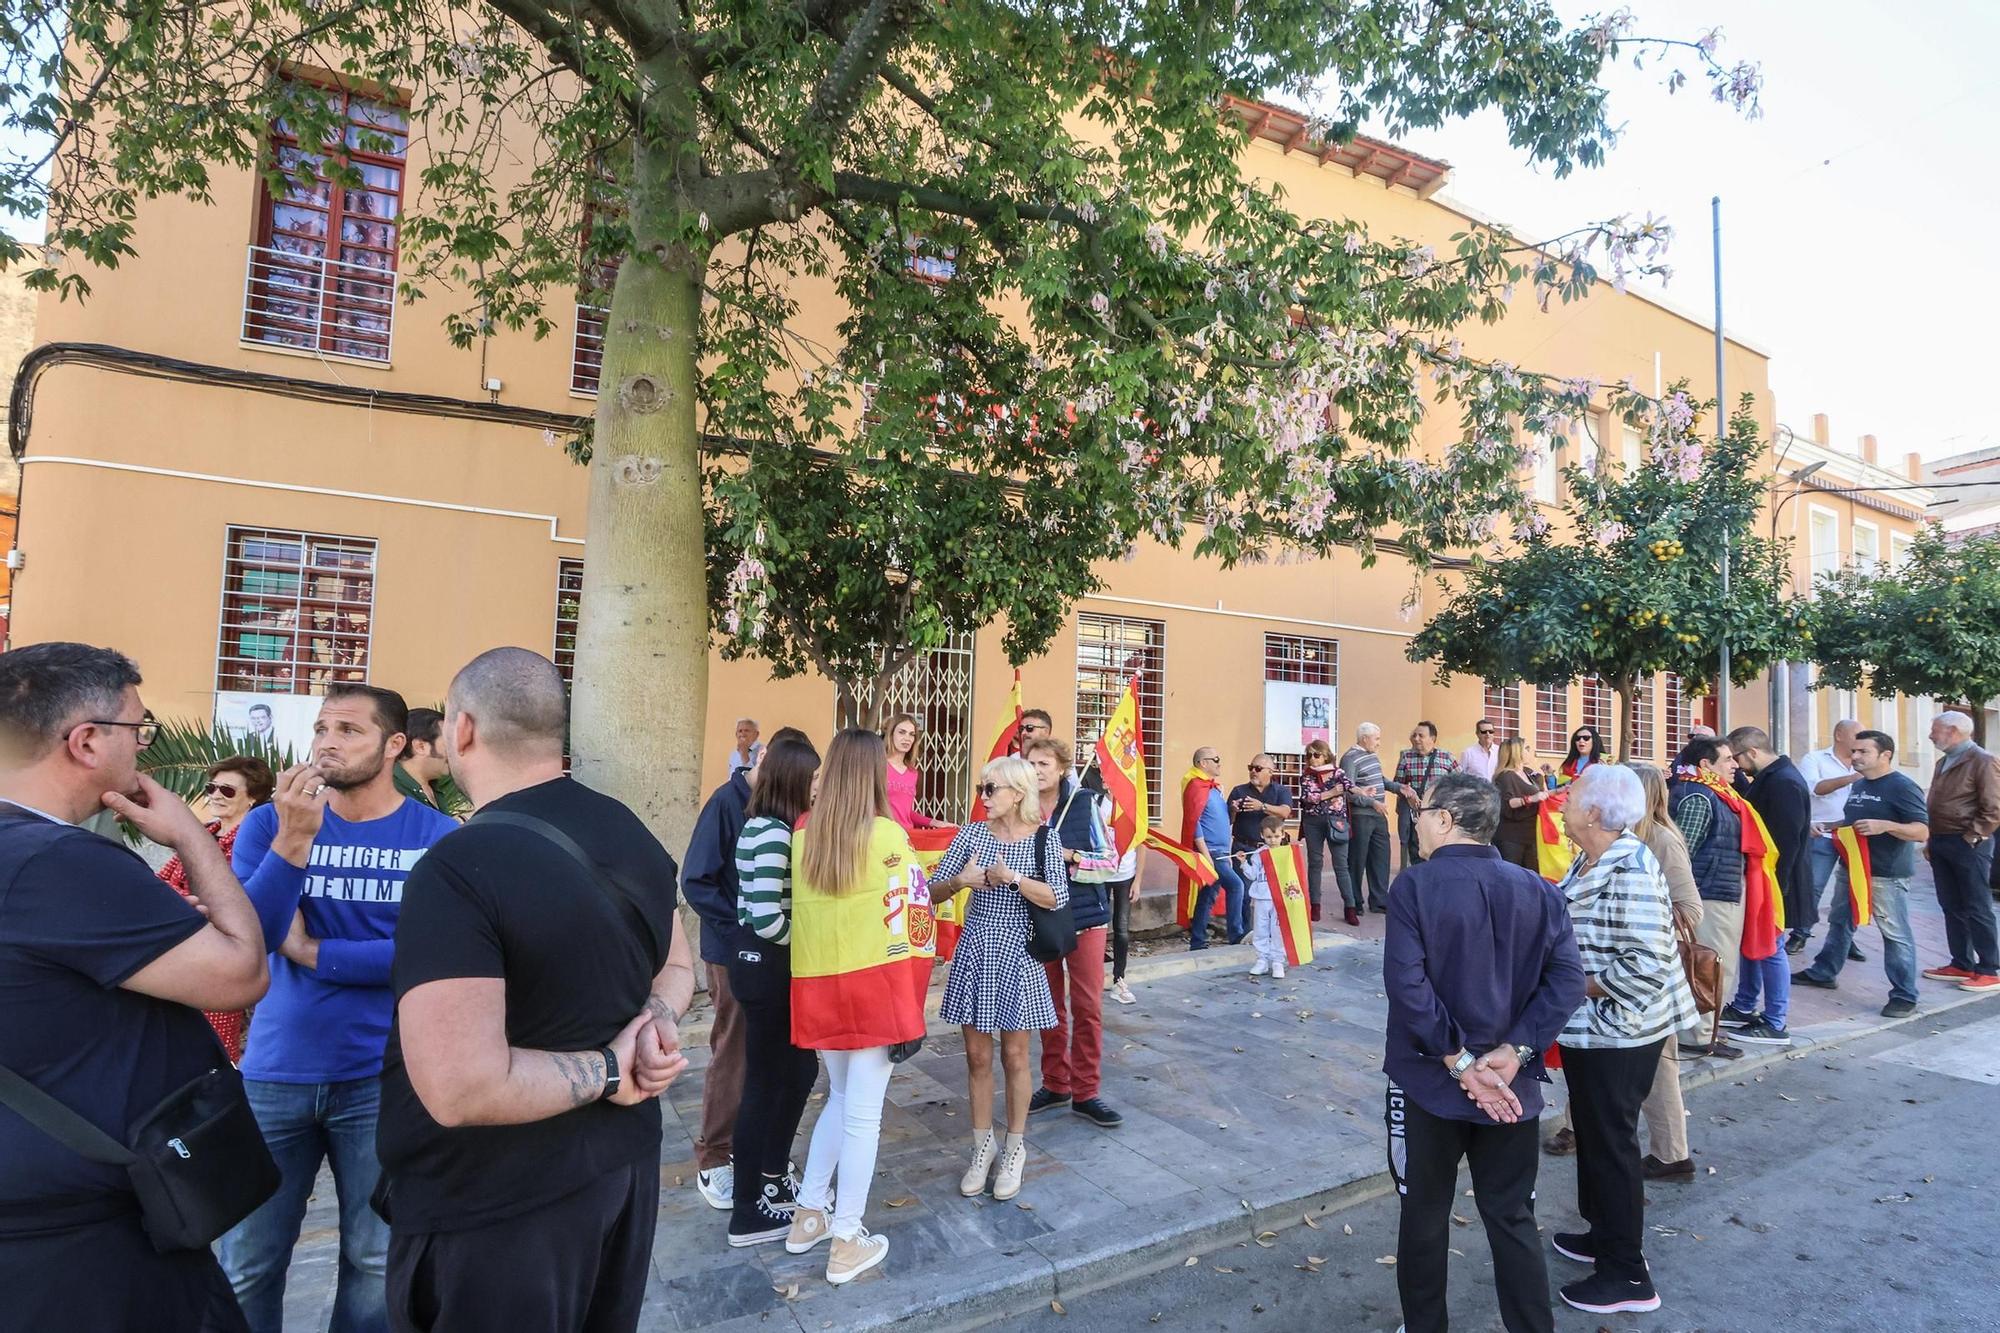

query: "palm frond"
(141, 718), (299, 804)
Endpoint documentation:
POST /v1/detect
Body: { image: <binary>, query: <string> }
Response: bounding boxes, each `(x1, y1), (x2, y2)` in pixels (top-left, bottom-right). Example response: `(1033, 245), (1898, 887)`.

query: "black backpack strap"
(0, 1064), (135, 1166)
(472, 811), (672, 970)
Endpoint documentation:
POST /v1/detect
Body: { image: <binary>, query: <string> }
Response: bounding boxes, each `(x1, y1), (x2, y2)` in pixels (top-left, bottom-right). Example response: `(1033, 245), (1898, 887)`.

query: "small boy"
(1240, 814), (1290, 979)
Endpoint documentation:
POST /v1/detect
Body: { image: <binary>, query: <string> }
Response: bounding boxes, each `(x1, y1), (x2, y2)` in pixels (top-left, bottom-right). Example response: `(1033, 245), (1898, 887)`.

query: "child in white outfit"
(1241, 815), (1289, 978)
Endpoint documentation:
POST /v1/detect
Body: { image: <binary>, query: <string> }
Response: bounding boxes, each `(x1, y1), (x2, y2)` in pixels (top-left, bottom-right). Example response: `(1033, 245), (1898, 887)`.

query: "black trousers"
(1386, 1085), (1553, 1333)
(727, 949), (818, 1229)
(1300, 815), (1356, 911)
(1106, 877), (1135, 981)
(1931, 835), (1999, 975)
(0, 1212), (248, 1333)
(1559, 1039), (1667, 1285)
(1349, 811), (1392, 909)
(387, 1159), (656, 1333)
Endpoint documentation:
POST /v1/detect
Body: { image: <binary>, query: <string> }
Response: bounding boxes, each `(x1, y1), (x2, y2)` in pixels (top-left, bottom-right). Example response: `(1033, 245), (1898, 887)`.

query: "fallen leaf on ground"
(1777, 1092), (1797, 1102)
(1016, 1201), (1035, 1211)
(1255, 1231), (1278, 1247)
(1184, 1256), (1199, 1267)
(1874, 1192), (1916, 1204)
(1302, 1214), (1320, 1229)
(1375, 1255), (1397, 1266)
(1252, 1303), (1266, 1313)
(1450, 1213), (1471, 1227)
(886, 1197), (916, 1208)
(1213, 1265), (1236, 1274)
(1342, 1224), (1354, 1235)
(1050, 1299), (1066, 1316)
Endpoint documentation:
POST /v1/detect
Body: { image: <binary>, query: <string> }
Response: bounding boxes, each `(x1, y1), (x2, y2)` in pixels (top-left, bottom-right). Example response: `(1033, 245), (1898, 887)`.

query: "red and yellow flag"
(909, 826), (964, 960)
(1260, 844), (1315, 966)
(1832, 825), (1874, 928)
(1536, 788), (1574, 884)
(1694, 772), (1785, 957)
(967, 670), (1025, 821)
(790, 819), (934, 1050)
(1144, 828), (1218, 926)
(1096, 674), (1150, 858)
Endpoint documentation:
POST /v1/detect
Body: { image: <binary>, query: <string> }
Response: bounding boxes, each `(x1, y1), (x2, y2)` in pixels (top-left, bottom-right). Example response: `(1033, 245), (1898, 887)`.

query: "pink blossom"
(1593, 520), (1631, 546)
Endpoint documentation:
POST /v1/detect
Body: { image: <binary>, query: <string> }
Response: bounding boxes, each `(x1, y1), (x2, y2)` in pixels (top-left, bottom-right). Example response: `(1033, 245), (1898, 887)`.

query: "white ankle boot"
(959, 1128), (998, 1196)
(991, 1133), (1027, 1201)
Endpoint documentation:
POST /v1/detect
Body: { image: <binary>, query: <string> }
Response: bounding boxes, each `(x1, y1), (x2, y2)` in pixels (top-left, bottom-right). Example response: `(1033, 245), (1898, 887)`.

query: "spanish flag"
(791, 817), (935, 1050)
(1536, 788), (1574, 884)
(1096, 674), (1150, 857)
(910, 825), (965, 960)
(1260, 843), (1315, 966)
(1832, 825), (1874, 928)
(1693, 772), (1785, 958)
(968, 670), (1025, 821)
(1173, 765), (1225, 927)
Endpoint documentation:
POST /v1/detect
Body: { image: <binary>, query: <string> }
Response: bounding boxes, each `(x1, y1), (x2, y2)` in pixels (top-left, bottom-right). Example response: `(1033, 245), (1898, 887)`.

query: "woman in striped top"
(1549, 764), (1699, 1319)
(724, 735), (821, 1249)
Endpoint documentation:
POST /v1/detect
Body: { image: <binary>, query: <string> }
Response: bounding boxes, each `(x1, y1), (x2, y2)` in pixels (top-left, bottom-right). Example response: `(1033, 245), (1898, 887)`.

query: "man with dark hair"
(1718, 726), (1810, 1046)
(1794, 730), (1928, 1017)
(1390, 721), (1458, 870)
(683, 722), (812, 1209)
(1668, 737), (1747, 1060)
(396, 707), (451, 811)
(1017, 709), (1054, 751)
(221, 682), (459, 1333)
(378, 647), (693, 1332)
(247, 701), (276, 739)
(1385, 770), (1584, 1333)
(0, 643), (269, 1330)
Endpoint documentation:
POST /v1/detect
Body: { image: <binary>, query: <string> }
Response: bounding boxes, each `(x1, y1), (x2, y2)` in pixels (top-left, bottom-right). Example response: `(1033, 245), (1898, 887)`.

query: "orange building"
(7, 86), (1778, 864)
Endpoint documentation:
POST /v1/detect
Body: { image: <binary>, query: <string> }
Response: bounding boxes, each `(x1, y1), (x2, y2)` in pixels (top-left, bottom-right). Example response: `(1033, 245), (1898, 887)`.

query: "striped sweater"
(735, 815), (795, 945)
(1556, 833), (1699, 1049)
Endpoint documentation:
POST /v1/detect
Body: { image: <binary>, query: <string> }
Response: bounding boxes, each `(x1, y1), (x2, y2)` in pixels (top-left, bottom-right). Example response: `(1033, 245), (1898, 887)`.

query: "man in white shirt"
(1460, 719), (1501, 781)
(1794, 719), (1862, 957)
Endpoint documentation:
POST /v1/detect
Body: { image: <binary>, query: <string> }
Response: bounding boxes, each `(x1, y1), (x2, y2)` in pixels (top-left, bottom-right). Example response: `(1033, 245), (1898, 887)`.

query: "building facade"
(7, 83), (1778, 866)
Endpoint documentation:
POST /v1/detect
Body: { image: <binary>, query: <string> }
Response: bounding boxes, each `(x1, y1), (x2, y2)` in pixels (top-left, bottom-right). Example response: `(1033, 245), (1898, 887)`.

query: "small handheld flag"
(1832, 824), (1874, 928)
(1096, 675), (1150, 858)
(1259, 844), (1315, 966)
(1144, 829), (1219, 927)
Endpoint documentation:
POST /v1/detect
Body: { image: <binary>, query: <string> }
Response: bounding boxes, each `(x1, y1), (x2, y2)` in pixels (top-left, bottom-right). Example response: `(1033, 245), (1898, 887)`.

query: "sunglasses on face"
(1477, 728), (1494, 736)
(204, 782), (242, 799)
(1248, 764), (1269, 773)
(978, 782), (1004, 798)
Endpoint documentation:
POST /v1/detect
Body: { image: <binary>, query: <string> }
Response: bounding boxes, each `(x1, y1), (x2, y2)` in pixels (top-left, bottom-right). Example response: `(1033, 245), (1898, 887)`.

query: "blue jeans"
(217, 1076), (388, 1333)
(1189, 859), (1248, 948)
(1730, 928), (1791, 1031)
(1799, 836), (1842, 933)
(1804, 874), (1918, 1005)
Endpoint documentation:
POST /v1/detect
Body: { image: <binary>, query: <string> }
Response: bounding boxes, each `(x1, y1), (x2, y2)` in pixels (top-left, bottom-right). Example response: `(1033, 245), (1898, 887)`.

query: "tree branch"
(485, 0), (636, 123)
(799, 0), (920, 139)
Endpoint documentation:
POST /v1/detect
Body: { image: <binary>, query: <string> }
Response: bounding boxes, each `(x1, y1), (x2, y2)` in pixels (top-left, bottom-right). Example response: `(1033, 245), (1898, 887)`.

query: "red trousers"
(1041, 926), (1107, 1100)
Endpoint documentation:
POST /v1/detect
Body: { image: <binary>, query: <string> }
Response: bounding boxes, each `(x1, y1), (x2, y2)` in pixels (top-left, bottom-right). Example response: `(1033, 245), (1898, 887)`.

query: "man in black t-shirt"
(0, 643), (270, 1332)
(1227, 754), (1295, 852)
(377, 648), (695, 1333)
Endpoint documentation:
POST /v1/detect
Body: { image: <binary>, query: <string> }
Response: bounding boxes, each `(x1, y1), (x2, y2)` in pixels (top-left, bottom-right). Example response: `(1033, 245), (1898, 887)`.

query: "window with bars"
(553, 558), (583, 687)
(1581, 674), (1613, 737)
(244, 80), (406, 361)
(1076, 614), (1167, 821)
(833, 634), (979, 821)
(1264, 633), (1340, 793)
(1535, 684), (1569, 754)
(1626, 676), (1656, 760)
(1663, 672), (1694, 747)
(1482, 682), (1521, 741)
(216, 526), (376, 694)
(571, 210), (621, 395)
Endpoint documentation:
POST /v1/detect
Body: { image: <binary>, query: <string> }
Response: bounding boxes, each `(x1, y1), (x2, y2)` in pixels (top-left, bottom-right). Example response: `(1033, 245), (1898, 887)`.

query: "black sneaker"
(1718, 1004), (1758, 1028)
(1733, 1018), (1792, 1046)
(727, 1185), (795, 1248)
(1560, 1272), (1661, 1314)
(1072, 1097), (1124, 1128)
(1881, 999), (1918, 1018)
(1792, 970), (1837, 990)
(1028, 1088), (1072, 1115)
(1848, 943), (1867, 963)
(1550, 1231), (1595, 1264)
(1369, 903), (1389, 914)
(1785, 932), (1808, 955)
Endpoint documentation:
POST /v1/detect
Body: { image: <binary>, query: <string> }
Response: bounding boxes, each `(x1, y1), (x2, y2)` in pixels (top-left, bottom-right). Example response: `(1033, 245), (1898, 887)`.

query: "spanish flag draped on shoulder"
(1161, 764), (1223, 927)
(1095, 674), (1150, 857)
(1535, 788), (1574, 883)
(1260, 843), (1315, 966)
(967, 670), (1025, 822)
(790, 817), (935, 1050)
(1689, 769), (1785, 957)
(1832, 824), (1874, 928)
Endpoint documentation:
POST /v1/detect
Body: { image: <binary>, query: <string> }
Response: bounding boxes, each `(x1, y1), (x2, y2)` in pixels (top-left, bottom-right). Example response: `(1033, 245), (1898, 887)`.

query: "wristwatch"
(599, 1045), (621, 1102)
(1514, 1044), (1537, 1066)
(1447, 1049), (1478, 1082)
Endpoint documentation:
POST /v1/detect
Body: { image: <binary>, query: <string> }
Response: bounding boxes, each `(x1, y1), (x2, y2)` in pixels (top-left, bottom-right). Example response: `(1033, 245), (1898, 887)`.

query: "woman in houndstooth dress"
(932, 756), (1069, 1203)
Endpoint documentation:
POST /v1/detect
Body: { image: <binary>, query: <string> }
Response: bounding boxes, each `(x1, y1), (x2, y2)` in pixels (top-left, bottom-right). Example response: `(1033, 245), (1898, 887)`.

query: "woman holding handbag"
(785, 730), (934, 1285)
(928, 755), (1070, 1202)
(1299, 739), (1359, 924)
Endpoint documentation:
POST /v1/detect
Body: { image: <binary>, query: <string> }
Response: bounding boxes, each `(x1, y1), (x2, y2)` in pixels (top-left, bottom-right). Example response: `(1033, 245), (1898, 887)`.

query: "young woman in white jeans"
(784, 729), (935, 1284)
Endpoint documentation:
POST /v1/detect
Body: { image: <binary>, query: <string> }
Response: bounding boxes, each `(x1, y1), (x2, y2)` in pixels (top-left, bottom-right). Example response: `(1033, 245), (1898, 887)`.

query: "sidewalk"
(281, 866), (1998, 1333)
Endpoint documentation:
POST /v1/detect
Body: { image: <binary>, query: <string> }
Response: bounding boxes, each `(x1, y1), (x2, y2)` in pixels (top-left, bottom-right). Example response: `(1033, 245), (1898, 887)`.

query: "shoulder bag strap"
(473, 811), (671, 970)
(0, 1064), (136, 1166)
(1034, 825), (1051, 885)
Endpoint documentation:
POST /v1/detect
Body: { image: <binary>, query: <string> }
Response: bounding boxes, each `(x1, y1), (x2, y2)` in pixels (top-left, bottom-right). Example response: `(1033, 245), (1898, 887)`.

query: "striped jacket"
(735, 815), (795, 945)
(1556, 833), (1699, 1049)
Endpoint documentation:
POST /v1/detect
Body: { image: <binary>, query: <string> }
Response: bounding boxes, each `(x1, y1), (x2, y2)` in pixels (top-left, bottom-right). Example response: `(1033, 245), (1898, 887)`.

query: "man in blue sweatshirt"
(219, 684), (458, 1333)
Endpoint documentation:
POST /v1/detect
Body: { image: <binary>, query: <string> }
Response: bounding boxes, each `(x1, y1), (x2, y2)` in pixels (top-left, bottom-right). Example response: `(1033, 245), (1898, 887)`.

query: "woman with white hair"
(928, 754), (1070, 1202)
(1549, 763), (1698, 1318)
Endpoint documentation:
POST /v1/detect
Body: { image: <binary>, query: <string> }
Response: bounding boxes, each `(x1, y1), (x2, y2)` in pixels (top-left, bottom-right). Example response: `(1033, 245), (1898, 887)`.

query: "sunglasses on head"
(203, 781), (242, 799)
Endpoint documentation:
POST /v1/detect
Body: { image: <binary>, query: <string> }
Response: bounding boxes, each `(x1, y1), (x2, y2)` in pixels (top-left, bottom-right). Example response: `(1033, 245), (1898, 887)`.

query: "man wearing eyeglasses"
(1390, 723), (1458, 870)
(1460, 720), (1502, 782)
(0, 642), (270, 1330)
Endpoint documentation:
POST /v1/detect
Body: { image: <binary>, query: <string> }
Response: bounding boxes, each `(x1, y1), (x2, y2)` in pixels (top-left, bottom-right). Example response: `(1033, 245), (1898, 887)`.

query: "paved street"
(280, 867), (1999, 1332)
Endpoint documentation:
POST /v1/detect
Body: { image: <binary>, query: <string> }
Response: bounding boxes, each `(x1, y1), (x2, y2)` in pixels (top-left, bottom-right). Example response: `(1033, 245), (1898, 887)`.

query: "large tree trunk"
(1615, 676), (1636, 763)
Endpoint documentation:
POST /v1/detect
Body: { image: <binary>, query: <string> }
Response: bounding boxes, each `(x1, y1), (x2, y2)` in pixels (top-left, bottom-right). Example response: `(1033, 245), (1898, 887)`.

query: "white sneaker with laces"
(695, 1163), (733, 1211)
(1272, 960), (1287, 979)
(1111, 979), (1137, 1005)
(1249, 957), (1270, 976)
(826, 1227), (890, 1285)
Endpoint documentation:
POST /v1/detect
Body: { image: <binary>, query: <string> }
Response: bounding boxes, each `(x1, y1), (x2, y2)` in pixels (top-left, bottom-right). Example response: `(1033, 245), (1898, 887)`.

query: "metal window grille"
(1581, 674), (1613, 737)
(1663, 672), (1694, 746)
(1076, 614), (1167, 822)
(571, 303), (607, 394)
(244, 81), (405, 362)
(215, 526), (376, 694)
(1482, 682), (1521, 740)
(1626, 677), (1656, 760)
(1262, 633), (1339, 794)
(553, 558), (584, 687)
(1535, 684), (1569, 754)
(834, 634), (978, 821)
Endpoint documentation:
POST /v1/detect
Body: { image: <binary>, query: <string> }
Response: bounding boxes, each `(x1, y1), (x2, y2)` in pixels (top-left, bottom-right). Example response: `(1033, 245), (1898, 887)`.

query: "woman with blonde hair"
(1492, 736), (1548, 871)
(928, 754), (1070, 1201)
(785, 730), (934, 1284)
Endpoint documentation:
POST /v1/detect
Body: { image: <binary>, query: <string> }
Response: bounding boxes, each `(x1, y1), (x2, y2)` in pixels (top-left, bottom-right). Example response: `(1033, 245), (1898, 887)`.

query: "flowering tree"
(1, 1), (1761, 847)
(1809, 526), (2000, 746)
(1409, 394), (1805, 760)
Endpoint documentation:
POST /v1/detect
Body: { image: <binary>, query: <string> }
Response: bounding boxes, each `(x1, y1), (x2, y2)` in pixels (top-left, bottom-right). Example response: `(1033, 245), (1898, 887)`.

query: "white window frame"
(1890, 531), (1914, 570)
(1851, 520), (1880, 574)
(553, 557), (584, 687)
(1532, 430), (1563, 503)
(1620, 423), (1644, 473)
(1807, 504), (1841, 583)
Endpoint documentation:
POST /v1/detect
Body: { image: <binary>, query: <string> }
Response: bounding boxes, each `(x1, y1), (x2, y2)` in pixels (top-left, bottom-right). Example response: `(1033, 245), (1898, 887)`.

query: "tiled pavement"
(281, 866), (1997, 1332)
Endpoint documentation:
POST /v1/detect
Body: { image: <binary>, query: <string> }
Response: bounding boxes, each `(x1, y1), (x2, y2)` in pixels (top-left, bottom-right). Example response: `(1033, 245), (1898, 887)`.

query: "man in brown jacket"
(1921, 711), (2000, 992)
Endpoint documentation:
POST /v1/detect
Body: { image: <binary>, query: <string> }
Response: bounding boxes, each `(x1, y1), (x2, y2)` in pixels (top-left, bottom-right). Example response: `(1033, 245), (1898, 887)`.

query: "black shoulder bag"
(1024, 826), (1079, 963)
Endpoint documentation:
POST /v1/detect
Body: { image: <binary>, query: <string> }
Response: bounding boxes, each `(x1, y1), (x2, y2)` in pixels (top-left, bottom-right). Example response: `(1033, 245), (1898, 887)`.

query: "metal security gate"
(834, 632), (977, 823)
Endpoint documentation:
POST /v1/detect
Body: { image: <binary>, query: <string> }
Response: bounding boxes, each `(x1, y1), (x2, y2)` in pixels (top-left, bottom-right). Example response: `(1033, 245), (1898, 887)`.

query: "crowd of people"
(3, 637), (1997, 1333)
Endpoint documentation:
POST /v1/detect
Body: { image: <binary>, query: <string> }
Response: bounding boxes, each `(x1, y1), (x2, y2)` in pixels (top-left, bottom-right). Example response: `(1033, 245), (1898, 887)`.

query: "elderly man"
(1922, 711), (2000, 991)
(1390, 722), (1458, 871)
(727, 719), (764, 778)
(1342, 724), (1393, 912)
(1796, 719), (1863, 956)
(1384, 772), (1584, 1333)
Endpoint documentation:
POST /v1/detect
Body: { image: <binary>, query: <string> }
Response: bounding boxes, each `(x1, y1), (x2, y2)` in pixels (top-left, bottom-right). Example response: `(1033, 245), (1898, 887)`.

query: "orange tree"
(1409, 393), (1807, 759)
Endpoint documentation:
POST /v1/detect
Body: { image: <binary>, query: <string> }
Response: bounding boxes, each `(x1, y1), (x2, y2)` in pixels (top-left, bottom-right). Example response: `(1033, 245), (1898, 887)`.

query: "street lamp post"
(1765, 458), (1829, 753)
(1712, 197), (1730, 731)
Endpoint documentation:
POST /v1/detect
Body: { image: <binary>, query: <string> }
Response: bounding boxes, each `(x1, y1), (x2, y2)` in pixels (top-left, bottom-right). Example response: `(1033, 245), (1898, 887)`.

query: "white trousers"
(796, 1045), (894, 1239)
(1250, 893), (1284, 964)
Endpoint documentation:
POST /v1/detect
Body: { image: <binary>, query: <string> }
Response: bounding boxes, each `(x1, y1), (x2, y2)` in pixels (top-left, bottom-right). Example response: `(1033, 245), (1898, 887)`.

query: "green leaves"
(1809, 526), (2000, 718)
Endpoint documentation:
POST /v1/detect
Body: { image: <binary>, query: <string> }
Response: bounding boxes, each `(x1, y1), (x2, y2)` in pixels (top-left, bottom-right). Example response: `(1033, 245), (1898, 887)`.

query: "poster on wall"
(213, 691), (318, 760)
(1264, 681), (1337, 755)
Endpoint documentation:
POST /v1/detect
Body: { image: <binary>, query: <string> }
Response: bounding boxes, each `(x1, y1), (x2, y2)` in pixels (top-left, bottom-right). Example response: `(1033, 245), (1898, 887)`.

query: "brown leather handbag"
(1676, 916), (1722, 1018)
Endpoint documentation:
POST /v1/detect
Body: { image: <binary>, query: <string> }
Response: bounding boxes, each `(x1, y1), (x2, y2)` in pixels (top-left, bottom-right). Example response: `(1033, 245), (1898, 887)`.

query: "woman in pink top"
(884, 713), (937, 830)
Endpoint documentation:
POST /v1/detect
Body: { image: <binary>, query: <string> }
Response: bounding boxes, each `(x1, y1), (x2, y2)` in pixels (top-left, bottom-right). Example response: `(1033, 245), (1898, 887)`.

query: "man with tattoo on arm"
(375, 649), (694, 1333)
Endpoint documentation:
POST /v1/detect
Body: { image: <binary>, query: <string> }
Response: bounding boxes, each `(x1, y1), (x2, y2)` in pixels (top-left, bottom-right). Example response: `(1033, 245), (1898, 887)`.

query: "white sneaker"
(1249, 957), (1271, 976)
(826, 1227), (889, 1285)
(696, 1163), (733, 1211)
(1272, 961), (1287, 979)
(1111, 979), (1137, 1005)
